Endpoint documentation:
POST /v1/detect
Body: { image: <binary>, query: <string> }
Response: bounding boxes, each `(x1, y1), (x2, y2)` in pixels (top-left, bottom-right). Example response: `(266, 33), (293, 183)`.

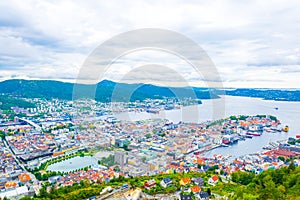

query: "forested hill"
(225, 88), (300, 101)
(1, 79), (299, 102)
(0, 79), (219, 102)
(0, 95), (35, 110)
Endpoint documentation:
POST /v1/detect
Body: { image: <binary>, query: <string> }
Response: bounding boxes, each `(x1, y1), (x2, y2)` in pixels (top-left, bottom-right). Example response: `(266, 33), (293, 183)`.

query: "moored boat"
(246, 131), (261, 136)
(282, 125), (289, 132)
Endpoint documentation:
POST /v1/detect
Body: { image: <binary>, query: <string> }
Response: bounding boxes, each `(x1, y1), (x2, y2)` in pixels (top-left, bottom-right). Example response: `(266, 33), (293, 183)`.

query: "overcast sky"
(0, 0), (299, 88)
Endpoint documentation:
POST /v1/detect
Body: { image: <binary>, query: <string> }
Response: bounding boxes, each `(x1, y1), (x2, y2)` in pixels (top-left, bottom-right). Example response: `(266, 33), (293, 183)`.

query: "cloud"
(0, 0), (299, 88)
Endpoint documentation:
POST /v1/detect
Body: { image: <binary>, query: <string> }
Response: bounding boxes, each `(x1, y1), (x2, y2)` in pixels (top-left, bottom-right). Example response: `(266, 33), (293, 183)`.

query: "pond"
(47, 156), (99, 172)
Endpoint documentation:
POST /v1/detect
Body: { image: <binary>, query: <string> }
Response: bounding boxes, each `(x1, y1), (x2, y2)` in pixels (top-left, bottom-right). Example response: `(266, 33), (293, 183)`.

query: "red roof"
(211, 175), (218, 182)
(191, 185), (201, 193)
(266, 149), (297, 158)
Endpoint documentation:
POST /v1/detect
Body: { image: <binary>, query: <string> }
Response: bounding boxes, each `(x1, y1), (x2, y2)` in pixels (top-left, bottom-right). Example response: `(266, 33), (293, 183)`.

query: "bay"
(116, 95), (300, 158)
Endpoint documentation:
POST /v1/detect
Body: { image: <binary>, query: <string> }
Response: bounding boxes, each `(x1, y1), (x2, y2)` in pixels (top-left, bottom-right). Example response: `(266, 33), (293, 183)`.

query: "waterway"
(116, 95), (300, 158)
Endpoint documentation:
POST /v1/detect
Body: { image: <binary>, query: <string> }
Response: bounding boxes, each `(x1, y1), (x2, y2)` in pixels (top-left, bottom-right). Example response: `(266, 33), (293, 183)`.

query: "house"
(190, 185), (201, 193)
(160, 177), (172, 188)
(180, 177), (191, 186)
(48, 175), (62, 184)
(144, 179), (156, 189)
(199, 191), (209, 200)
(5, 181), (17, 189)
(180, 193), (192, 200)
(192, 177), (204, 186)
(18, 173), (31, 183)
(208, 175), (219, 185)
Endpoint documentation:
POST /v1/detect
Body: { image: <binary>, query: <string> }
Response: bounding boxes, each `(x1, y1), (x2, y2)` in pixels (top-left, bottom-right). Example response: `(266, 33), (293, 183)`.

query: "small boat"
(264, 127), (271, 132)
(247, 131), (261, 136)
(282, 125), (289, 132)
(222, 137), (230, 144)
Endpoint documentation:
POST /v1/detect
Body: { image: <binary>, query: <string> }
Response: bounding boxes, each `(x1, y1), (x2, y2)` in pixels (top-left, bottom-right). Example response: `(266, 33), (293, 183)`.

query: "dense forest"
(0, 95), (35, 110)
(213, 163), (300, 199)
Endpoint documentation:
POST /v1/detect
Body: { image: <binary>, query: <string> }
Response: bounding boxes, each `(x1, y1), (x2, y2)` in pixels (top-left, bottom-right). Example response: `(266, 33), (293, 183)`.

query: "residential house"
(192, 177), (204, 186)
(144, 179), (156, 190)
(180, 177), (191, 186)
(180, 193), (192, 200)
(160, 177), (172, 188)
(208, 175), (219, 185)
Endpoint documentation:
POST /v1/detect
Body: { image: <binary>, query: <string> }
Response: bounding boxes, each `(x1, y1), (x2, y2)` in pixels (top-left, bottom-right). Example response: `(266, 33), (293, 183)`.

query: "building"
(208, 175), (219, 185)
(144, 179), (156, 189)
(180, 177), (191, 186)
(180, 193), (192, 200)
(115, 151), (126, 167)
(190, 185), (201, 193)
(160, 177), (172, 188)
(199, 191), (209, 200)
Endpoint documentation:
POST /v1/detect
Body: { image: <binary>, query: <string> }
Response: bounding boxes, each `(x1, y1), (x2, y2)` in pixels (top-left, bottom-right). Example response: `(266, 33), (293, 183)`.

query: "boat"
(246, 131), (261, 136)
(282, 125), (289, 132)
(262, 145), (272, 150)
(222, 135), (238, 144)
(146, 109), (159, 114)
(222, 137), (230, 144)
(264, 127), (271, 132)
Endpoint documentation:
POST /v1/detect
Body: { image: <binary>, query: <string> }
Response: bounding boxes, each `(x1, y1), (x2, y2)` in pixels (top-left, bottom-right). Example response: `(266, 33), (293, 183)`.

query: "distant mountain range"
(224, 88), (300, 101)
(0, 79), (299, 102)
(0, 79), (219, 102)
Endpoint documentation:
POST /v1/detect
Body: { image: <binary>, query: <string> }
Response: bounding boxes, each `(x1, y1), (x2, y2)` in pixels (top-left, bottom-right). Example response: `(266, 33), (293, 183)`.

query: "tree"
(38, 187), (48, 198)
(288, 161), (295, 171)
(278, 156), (285, 162)
(207, 187), (211, 196)
(142, 156), (147, 163)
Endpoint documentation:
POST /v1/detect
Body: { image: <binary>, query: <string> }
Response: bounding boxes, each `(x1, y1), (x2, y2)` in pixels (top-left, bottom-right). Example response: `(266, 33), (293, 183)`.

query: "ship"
(222, 136), (230, 144)
(222, 135), (238, 144)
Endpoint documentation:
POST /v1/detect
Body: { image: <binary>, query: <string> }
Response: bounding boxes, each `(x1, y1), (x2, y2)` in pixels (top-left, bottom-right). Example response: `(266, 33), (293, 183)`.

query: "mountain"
(0, 79), (219, 102)
(225, 88), (300, 101)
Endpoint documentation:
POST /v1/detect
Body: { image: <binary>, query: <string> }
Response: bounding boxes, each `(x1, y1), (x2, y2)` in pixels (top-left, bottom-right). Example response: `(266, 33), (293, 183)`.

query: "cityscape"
(1, 1), (300, 199)
(0, 94), (299, 199)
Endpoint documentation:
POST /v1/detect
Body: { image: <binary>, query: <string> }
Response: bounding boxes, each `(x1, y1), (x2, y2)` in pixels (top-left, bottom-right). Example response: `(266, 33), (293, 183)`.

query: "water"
(47, 156), (99, 172)
(116, 95), (300, 158)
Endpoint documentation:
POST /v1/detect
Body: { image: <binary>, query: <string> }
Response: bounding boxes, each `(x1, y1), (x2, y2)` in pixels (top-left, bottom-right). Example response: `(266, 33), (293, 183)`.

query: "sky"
(0, 0), (300, 88)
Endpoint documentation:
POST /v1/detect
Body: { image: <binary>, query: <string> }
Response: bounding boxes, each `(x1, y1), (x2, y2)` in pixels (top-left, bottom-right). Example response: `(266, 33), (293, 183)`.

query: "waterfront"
(47, 156), (99, 173)
(116, 95), (300, 158)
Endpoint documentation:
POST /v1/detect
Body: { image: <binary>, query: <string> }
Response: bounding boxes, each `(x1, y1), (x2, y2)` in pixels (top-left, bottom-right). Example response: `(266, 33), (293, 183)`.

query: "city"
(1, 1), (300, 199)
(0, 96), (299, 199)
